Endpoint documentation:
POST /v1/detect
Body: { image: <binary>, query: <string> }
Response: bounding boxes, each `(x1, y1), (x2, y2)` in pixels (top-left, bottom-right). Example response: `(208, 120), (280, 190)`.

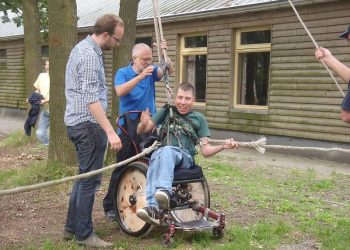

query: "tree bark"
(107, 0), (140, 161)
(47, 0), (77, 165)
(22, 0), (41, 97)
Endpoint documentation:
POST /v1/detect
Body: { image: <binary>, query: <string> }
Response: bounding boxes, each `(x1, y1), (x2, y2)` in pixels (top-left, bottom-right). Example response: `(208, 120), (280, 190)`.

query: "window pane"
(241, 30), (271, 45)
(0, 49), (6, 59)
(184, 55), (207, 102)
(41, 45), (49, 57)
(185, 36), (207, 48)
(135, 37), (152, 47)
(238, 52), (270, 106)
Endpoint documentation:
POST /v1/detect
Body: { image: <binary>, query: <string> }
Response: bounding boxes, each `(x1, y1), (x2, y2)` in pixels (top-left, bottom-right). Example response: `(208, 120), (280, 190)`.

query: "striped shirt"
(64, 35), (108, 126)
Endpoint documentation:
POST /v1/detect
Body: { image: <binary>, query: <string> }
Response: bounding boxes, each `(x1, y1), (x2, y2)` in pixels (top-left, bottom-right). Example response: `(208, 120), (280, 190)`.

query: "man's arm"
(315, 47), (350, 82)
(115, 66), (155, 96)
(88, 101), (122, 151)
(199, 138), (238, 158)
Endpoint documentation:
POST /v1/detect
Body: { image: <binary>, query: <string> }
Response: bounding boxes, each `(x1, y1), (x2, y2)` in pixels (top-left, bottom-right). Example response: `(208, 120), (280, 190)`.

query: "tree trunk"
(107, 0), (140, 162)
(22, 0), (41, 97)
(47, 0), (77, 165)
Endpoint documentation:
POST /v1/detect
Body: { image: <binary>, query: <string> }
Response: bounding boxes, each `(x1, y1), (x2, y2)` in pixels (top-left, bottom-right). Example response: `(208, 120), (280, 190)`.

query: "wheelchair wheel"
(171, 177), (210, 223)
(114, 161), (152, 236)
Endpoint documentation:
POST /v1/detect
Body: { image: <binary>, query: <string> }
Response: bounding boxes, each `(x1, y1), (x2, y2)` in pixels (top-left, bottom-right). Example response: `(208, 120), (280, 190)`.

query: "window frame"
(0, 49), (7, 64)
(233, 26), (271, 110)
(179, 32), (208, 105)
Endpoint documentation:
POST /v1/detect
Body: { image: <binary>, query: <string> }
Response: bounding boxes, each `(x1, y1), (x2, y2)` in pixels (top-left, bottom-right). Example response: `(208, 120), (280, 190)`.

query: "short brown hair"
(176, 82), (195, 96)
(93, 14), (124, 36)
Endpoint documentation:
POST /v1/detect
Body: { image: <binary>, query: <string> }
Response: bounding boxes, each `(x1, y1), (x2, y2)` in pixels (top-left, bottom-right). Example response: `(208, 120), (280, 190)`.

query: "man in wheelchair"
(136, 82), (238, 225)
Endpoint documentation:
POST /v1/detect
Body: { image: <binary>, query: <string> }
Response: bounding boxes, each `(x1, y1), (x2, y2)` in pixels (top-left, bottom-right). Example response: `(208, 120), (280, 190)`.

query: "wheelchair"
(112, 111), (225, 248)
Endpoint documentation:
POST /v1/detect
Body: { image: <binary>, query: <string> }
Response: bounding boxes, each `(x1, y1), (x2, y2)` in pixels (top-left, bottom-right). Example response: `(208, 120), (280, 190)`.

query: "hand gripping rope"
(287, 0), (345, 97)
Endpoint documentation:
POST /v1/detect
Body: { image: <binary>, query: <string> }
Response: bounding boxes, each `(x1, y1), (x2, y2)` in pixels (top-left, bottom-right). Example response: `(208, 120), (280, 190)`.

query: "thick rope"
(287, 0), (345, 97)
(2, 137), (349, 197)
(207, 137), (350, 154)
(0, 141), (160, 197)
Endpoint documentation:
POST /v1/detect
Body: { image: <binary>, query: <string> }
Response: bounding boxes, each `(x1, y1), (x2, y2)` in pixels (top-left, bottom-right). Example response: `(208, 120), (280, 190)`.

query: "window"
(0, 49), (7, 64)
(180, 34), (207, 102)
(135, 37), (152, 48)
(41, 45), (49, 59)
(234, 28), (271, 109)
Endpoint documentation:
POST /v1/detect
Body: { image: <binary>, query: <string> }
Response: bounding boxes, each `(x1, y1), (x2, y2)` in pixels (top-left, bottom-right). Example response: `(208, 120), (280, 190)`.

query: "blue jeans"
(36, 110), (50, 145)
(65, 122), (107, 241)
(146, 146), (193, 208)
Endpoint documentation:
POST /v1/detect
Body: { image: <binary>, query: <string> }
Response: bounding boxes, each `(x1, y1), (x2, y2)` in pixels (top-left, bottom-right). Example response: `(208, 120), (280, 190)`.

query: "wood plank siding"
(146, 0), (350, 143)
(0, 40), (25, 109)
(0, 0), (349, 143)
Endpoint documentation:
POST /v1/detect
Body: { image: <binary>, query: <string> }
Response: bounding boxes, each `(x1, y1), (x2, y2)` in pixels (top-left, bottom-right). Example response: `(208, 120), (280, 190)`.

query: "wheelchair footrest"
(175, 218), (220, 231)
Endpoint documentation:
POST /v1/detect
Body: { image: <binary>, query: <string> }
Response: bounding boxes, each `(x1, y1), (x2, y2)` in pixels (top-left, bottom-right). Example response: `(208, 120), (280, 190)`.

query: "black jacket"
(24, 92), (44, 136)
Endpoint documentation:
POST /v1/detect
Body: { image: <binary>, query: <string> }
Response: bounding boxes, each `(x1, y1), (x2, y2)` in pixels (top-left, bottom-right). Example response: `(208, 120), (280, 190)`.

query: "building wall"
(148, 0), (350, 143)
(0, 39), (25, 109)
(0, 0), (349, 143)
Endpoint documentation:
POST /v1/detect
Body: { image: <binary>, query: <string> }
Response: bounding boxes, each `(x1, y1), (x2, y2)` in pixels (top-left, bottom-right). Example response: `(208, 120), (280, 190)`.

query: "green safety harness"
(158, 104), (199, 153)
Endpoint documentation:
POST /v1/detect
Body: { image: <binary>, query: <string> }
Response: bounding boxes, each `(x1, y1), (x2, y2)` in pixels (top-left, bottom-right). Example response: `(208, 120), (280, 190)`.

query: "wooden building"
(0, 0), (350, 144)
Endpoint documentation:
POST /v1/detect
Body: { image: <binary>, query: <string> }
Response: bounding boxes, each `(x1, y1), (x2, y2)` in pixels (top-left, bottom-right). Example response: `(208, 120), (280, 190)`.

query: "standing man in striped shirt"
(63, 14), (124, 248)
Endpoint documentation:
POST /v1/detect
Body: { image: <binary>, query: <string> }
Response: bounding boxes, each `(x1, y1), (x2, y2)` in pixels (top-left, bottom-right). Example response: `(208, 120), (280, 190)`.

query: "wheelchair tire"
(113, 161), (152, 236)
(170, 176), (210, 223)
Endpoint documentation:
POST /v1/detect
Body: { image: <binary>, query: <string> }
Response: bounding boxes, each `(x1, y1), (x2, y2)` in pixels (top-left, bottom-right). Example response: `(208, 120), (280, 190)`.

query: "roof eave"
(136, 0), (340, 26)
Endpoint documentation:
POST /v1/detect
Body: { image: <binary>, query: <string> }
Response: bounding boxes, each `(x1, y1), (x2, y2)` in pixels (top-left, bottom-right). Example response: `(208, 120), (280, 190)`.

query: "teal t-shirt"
(152, 107), (210, 157)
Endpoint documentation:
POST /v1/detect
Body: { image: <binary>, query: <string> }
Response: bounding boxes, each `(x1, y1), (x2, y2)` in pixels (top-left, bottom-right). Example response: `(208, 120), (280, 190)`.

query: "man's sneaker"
(155, 190), (170, 210)
(77, 234), (113, 248)
(63, 229), (74, 241)
(105, 210), (117, 221)
(136, 206), (160, 225)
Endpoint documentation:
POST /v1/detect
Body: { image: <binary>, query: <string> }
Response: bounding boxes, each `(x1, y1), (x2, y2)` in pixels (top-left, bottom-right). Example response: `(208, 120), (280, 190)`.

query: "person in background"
(34, 60), (50, 145)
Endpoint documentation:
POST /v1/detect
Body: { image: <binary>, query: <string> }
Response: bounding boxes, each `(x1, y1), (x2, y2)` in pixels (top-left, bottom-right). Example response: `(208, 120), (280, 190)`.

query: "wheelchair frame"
(112, 111), (226, 247)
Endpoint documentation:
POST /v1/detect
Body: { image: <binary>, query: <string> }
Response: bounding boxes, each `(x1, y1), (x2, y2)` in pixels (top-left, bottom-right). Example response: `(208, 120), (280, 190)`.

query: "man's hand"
(139, 66), (154, 80)
(223, 138), (239, 149)
(137, 108), (152, 135)
(107, 131), (122, 151)
(315, 47), (332, 62)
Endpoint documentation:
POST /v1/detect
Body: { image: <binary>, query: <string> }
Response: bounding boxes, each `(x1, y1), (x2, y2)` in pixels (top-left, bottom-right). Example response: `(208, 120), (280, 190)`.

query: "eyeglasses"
(137, 56), (153, 63)
(110, 34), (121, 43)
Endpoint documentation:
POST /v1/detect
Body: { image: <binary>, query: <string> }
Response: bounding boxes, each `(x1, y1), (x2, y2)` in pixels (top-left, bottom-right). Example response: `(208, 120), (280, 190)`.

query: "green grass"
(1, 140), (349, 249)
(0, 160), (75, 190)
(0, 129), (34, 147)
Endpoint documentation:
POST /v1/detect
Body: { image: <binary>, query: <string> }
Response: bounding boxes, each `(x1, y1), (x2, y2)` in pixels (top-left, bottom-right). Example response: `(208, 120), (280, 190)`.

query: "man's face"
(133, 48), (153, 71)
(175, 88), (195, 115)
(45, 61), (49, 72)
(103, 25), (124, 50)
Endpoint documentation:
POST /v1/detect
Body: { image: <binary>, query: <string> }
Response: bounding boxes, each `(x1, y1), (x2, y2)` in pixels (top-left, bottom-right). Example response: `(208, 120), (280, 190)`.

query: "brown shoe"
(63, 229), (74, 241)
(77, 234), (113, 248)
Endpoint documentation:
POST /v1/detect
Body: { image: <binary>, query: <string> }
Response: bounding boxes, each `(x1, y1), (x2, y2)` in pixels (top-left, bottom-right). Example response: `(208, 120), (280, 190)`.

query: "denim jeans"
(65, 122), (107, 241)
(146, 146), (193, 208)
(36, 110), (50, 145)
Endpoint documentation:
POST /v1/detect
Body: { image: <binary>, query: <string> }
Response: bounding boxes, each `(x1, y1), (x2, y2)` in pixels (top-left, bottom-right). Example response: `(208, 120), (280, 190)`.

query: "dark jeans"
(65, 122), (107, 241)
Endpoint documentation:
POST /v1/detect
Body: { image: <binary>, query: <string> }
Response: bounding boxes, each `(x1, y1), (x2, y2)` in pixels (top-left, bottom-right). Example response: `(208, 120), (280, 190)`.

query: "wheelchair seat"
(173, 165), (204, 184)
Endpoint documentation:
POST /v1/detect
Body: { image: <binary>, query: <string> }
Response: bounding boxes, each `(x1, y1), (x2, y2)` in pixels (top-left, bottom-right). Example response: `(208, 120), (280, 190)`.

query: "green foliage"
(0, 160), (75, 190)
(0, 130), (32, 147)
(0, 0), (48, 33)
